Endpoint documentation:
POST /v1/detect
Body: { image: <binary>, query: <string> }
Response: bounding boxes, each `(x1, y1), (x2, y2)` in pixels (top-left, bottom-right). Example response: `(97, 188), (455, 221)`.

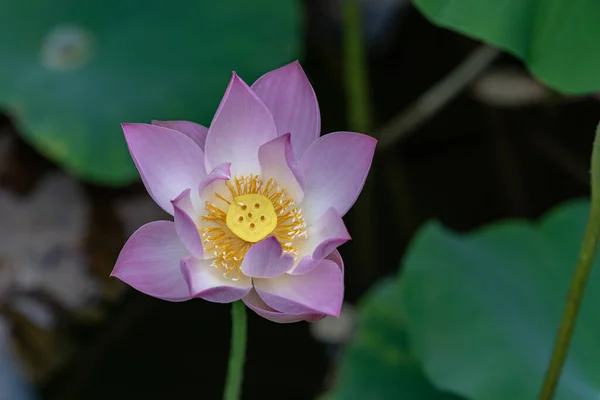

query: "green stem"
(342, 0), (371, 133)
(375, 45), (499, 151)
(223, 301), (247, 400)
(538, 123), (600, 399)
(341, 0), (377, 280)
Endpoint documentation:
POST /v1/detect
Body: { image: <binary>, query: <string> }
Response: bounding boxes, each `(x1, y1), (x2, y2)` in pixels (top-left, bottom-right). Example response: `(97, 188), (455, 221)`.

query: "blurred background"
(0, 0), (599, 399)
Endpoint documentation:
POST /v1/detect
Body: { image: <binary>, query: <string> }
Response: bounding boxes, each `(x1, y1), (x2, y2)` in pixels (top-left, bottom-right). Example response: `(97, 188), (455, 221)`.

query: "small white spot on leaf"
(41, 25), (94, 71)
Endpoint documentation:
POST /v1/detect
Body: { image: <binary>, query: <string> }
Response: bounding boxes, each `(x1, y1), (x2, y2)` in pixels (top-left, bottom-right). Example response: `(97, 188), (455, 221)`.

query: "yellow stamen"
(200, 174), (307, 280)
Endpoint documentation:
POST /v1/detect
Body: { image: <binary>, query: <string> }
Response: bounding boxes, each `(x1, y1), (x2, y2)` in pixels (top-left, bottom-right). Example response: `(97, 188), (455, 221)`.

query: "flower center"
(225, 193), (277, 242)
(200, 174), (307, 280)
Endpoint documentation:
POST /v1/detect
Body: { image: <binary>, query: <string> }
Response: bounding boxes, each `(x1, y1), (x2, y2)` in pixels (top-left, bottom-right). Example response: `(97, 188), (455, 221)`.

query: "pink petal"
(254, 259), (344, 316)
(171, 189), (204, 259)
(182, 257), (252, 303)
(291, 248), (345, 275)
(199, 163), (232, 197)
(258, 134), (303, 202)
(304, 207), (350, 260)
(204, 73), (277, 176)
(243, 289), (324, 323)
(292, 214), (349, 275)
(111, 221), (191, 302)
(240, 236), (295, 279)
(251, 61), (320, 159)
(152, 120), (208, 151)
(290, 257), (319, 275)
(326, 249), (345, 273)
(197, 164), (233, 216)
(123, 123), (206, 215)
(299, 132), (376, 224)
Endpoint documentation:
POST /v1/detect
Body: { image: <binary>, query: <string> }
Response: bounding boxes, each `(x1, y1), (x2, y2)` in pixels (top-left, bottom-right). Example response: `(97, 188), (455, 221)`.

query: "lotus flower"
(111, 61), (376, 323)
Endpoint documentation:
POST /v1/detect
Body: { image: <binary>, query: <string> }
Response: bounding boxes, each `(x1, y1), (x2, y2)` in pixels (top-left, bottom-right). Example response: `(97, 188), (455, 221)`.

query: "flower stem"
(223, 301), (247, 400)
(538, 123), (600, 399)
(341, 0), (378, 281)
(342, 0), (371, 133)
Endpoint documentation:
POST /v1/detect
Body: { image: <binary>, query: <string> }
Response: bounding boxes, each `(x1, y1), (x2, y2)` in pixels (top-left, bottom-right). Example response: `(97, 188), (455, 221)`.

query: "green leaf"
(412, 0), (600, 94)
(326, 279), (463, 400)
(400, 199), (600, 400)
(0, 0), (300, 185)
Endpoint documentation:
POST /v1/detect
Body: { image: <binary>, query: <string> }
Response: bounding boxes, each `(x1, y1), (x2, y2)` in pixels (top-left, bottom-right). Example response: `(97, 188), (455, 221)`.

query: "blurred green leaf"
(400, 199), (600, 400)
(412, 0), (600, 93)
(0, 0), (300, 185)
(326, 279), (463, 400)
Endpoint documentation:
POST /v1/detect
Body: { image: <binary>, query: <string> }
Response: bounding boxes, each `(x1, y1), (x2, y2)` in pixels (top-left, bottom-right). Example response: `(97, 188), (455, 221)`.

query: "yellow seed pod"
(226, 194), (277, 243)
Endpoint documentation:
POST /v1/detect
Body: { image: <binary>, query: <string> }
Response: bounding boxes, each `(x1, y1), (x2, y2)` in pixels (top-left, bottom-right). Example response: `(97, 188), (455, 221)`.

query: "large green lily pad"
(325, 279), (463, 400)
(400, 199), (600, 400)
(412, 0), (600, 94)
(0, 0), (300, 184)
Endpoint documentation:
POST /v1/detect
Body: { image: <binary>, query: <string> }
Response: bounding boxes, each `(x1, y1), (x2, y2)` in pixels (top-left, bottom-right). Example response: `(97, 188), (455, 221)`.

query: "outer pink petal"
(291, 209), (349, 275)
(291, 256), (319, 275)
(243, 289), (324, 323)
(305, 207), (350, 260)
(152, 120), (208, 151)
(295, 249), (345, 277)
(258, 134), (303, 202)
(204, 73), (277, 176)
(251, 61), (320, 159)
(240, 236), (294, 279)
(111, 221), (191, 302)
(182, 257), (252, 303)
(299, 132), (376, 224)
(326, 249), (344, 273)
(123, 123), (206, 215)
(172, 189), (204, 259)
(292, 245), (346, 275)
(254, 259), (344, 316)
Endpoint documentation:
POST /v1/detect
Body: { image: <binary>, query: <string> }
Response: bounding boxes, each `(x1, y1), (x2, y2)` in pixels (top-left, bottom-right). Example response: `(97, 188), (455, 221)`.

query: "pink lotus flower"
(111, 61), (376, 323)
